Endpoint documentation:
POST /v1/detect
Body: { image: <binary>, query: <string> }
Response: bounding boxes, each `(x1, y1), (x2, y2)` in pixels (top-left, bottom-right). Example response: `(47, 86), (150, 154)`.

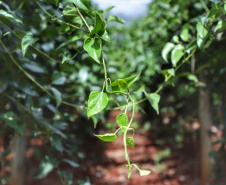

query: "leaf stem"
(73, 4), (91, 32)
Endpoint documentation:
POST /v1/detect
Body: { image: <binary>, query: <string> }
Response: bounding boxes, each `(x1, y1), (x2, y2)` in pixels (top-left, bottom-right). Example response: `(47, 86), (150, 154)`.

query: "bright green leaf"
(186, 39), (197, 53)
(214, 20), (226, 33)
(172, 35), (179, 43)
(65, 0), (91, 11)
(139, 170), (151, 176)
(83, 37), (102, 64)
(187, 74), (198, 83)
(161, 0), (171, 3)
(162, 68), (175, 81)
(171, 44), (184, 66)
(145, 93), (161, 114)
(0, 10), (23, 24)
(116, 113), (128, 128)
(101, 30), (111, 42)
(21, 32), (39, 57)
(126, 137), (134, 149)
(87, 91), (108, 118)
(162, 42), (175, 62)
(104, 6), (115, 13)
(196, 23), (208, 39)
(50, 87), (62, 107)
(90, 11), (106, 37)
(118, 79), (128, 91)
(180, 23), (190, 42)
(110, 73), (140, 92)
(108, 15), (126, 24)
(94, 133), (117, 142)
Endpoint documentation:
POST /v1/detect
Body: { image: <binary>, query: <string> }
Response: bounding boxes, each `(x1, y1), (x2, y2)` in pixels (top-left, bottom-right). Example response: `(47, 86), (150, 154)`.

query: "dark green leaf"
(171, 44), (184, 66)
(161, 0), (171, 3)
(83, 37), (102, 64)
(110, 73), (140, 92)
(108, 15), (126, 24)
(87, 91), (108, 118)
(145, 93), (161, 114)
(23, 63), (47, 74)
(90, 11), (106, 37)
(50, 136), (64, 152)
(52, 72), (66, 85)
(0, 10), (23, 24)
(21, 32), (39, 57)
(126, 137), (134, 149)
(94, 133), (117, 142)
(50, 87), (62, 107)
(186, 39), (197, 53)
(116, 113), (128, 128)
(162, 68), (175, 81)
(162, 42), (175, 62)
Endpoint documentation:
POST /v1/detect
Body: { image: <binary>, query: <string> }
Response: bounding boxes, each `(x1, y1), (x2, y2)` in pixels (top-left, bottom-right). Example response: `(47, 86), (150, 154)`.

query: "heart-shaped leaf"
(145, 92), (161, 114)
(180, 23), (190, 42)
(94, 133), (117, 142)
(116, 113), (129, 128)
(87, 91), (108, 118)
(171, 44), (184, 66)
(110, 73), (140, 92)
(83, 38), (101, 64)
(21, 32), (39, 57)
(126, 137), (134, 149)
(162, 42), (175, 62)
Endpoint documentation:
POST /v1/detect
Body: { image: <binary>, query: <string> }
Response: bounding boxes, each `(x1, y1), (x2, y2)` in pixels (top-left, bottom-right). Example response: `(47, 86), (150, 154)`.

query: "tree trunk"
(11, 133), (27, 185)
(198, 70), (212, 185)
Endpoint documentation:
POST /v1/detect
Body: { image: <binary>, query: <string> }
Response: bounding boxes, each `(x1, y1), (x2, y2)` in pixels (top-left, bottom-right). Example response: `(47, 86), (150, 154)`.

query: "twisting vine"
(73, 3), (151, 178)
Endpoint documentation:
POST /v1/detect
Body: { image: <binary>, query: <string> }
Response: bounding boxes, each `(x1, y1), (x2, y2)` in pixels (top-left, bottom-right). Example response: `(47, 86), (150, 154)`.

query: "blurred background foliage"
(0, 0), (226, 184)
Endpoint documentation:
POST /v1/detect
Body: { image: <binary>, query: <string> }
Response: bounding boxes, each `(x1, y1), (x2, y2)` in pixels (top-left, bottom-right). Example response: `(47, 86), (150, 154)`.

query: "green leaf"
(94, 133), (117, 142)
(208, 4), (223, 17)
(2, 112), (26, 134)
(90, 11), (106, 37)
(35, 156), (58, 179)
(65, 0), (91, 11)
(187, 74), (198, 83)
(83, 37), (102, 64)
(126, 137), (134, 149)
(162, 42), (175, 62)
(172, 35), (179, 43)
(0, 10), (23, 24)
(145, 93), (161, 114)
(50, 87), (62, 107)
(171, 44), (184, 66)
(186, 39), (197, 53)
(180, 23), (190, 42)
(214, 20), (226, 33)
(196, 23), (208, 39)
(87, 91), (108, 118)
(101, 30), (111, 42)
(116, 113), (129, 128)
(110, 73), (140, 92)
(52, 72), (66, 85)
(139, 170), (151, 176)
(91, 114), (99, 129)
(63, 159), (79, 168)
(161, 68), (175, 81)
(21, 32), (39, 57)
(108, 15), (126, 24)
(50, 136), (64, 152)
(104, 6), (115, 13)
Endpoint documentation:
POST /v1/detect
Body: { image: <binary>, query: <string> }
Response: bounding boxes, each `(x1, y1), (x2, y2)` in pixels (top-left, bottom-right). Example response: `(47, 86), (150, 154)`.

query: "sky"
(92, 0), (152, 22)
